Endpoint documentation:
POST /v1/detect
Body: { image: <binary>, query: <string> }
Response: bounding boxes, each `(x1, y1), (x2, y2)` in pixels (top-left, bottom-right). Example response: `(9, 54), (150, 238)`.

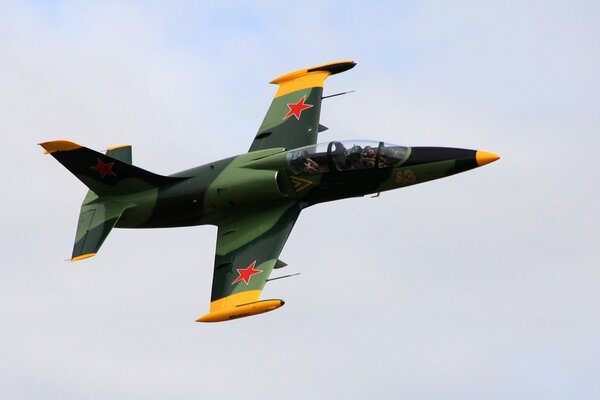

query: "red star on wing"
(284, 96), (314, 120)
(91, 158), (116, 178)
(231, 261), (263, 285)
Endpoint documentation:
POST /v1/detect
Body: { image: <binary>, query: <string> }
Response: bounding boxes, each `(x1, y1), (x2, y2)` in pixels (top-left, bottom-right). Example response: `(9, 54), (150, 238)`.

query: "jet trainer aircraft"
(40, 61), (499, 322)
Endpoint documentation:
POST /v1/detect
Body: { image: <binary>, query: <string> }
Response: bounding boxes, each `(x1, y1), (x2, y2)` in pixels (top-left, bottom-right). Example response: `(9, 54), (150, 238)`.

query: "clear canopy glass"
(286, 140), (407, 175)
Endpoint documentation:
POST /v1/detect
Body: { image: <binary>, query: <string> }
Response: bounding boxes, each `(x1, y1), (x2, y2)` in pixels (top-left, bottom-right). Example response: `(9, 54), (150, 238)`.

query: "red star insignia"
(231, 261), (263, 285)
(284, 96), (314, 120)
(91, 158), (116, 178)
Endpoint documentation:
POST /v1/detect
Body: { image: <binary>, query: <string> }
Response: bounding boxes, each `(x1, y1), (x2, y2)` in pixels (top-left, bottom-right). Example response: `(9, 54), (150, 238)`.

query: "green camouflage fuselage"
(40, 60), (500, 322)
(114, 144), (481, 229)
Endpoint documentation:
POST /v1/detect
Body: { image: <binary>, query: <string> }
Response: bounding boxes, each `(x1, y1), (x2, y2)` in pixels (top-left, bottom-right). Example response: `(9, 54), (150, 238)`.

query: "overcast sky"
(2, 1), (599, 399)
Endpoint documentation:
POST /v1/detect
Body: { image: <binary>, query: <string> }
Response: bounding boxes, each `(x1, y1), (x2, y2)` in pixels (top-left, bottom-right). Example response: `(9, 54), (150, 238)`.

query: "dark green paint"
(42, 63), (498, 311)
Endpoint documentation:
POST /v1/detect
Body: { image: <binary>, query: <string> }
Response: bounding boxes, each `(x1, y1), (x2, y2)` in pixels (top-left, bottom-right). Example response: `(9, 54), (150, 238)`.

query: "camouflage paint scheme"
(40, 61), (500, 322)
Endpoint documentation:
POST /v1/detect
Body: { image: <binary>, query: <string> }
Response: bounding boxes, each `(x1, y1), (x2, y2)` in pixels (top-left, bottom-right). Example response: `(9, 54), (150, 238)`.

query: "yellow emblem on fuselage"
(290, 176), (313, 192)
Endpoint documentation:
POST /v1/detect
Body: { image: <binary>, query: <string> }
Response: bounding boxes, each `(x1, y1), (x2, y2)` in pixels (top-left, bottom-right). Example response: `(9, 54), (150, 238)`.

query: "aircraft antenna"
(322, 90), (355, 99)
(266, 273), (300, 282)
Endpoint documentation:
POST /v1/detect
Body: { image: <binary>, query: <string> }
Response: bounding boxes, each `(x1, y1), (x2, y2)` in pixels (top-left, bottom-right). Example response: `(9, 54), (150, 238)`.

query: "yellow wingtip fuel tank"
(196, 299), (285, 322)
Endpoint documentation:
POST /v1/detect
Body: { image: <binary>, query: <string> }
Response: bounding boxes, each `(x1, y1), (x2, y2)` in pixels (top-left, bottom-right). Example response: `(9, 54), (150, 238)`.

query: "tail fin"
(40, 140), (184, 261)
(68, 145), (134, 261)
(39, 140), (183, 196)
(105, 144), (132, 164)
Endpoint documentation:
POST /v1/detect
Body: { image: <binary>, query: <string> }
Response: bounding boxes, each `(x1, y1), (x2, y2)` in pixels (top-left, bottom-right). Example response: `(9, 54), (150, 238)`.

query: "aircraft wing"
(197, 203), (301, 322)
(249, 60), (356, 152)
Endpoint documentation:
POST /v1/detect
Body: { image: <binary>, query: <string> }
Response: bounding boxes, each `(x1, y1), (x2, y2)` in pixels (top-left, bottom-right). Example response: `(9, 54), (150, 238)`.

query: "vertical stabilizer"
(39, 141), (187, 260)
(70, 145), (134, 261)
(71, 200), (131, 261)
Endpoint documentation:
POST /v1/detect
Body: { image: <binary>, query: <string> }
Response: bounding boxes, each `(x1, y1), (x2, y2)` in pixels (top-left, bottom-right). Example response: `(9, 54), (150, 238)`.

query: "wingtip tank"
(196, 299), (285, 323)
(268, 60), (357, 98)
(269, 60), (357, 85)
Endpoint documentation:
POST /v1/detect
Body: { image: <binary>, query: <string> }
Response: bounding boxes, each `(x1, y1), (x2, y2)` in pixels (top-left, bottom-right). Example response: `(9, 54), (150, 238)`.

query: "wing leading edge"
(249, 60), (356, 152)
(197, 203), (301, 322)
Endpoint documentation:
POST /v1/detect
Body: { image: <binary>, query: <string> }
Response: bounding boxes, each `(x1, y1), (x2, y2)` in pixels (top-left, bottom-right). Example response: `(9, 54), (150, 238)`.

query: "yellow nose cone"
(476, 150), (500, 166)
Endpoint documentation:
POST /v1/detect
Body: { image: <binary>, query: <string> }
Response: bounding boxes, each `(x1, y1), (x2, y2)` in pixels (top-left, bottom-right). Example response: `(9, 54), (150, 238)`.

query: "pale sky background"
(2, 1), (599, 399)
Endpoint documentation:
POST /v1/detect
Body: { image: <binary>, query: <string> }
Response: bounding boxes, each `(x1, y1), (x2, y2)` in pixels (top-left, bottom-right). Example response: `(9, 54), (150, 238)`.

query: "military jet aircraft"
(40, 60), (499, 322)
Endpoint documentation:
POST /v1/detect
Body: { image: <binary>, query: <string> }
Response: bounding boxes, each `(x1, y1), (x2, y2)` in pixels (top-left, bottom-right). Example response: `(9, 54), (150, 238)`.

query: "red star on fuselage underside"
(231, 261), (263, 285)
(91, 158), (116, 178)
(284, 96), (313, 120)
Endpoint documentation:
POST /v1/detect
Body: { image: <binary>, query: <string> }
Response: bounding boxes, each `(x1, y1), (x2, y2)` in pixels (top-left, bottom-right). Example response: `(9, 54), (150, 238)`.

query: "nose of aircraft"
(404, 147), (500, 168)
(475, 151), (501, 166)
(391, 146), (499, 187)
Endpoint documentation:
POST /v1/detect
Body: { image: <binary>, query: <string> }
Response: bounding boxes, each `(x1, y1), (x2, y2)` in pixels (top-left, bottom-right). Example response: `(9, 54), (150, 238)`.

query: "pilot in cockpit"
(346, 144), (362, 169)
(360, 146), (376, 168)
(303, 157), (319, 173)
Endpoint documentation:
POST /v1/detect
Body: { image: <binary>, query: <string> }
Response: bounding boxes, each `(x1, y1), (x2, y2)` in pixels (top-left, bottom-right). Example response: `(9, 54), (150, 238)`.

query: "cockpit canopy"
(286, 140), (407, 175)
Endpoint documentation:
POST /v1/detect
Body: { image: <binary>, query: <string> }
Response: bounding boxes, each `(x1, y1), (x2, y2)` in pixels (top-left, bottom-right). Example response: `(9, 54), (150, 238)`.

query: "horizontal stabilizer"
(40, 140), (184, 195)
